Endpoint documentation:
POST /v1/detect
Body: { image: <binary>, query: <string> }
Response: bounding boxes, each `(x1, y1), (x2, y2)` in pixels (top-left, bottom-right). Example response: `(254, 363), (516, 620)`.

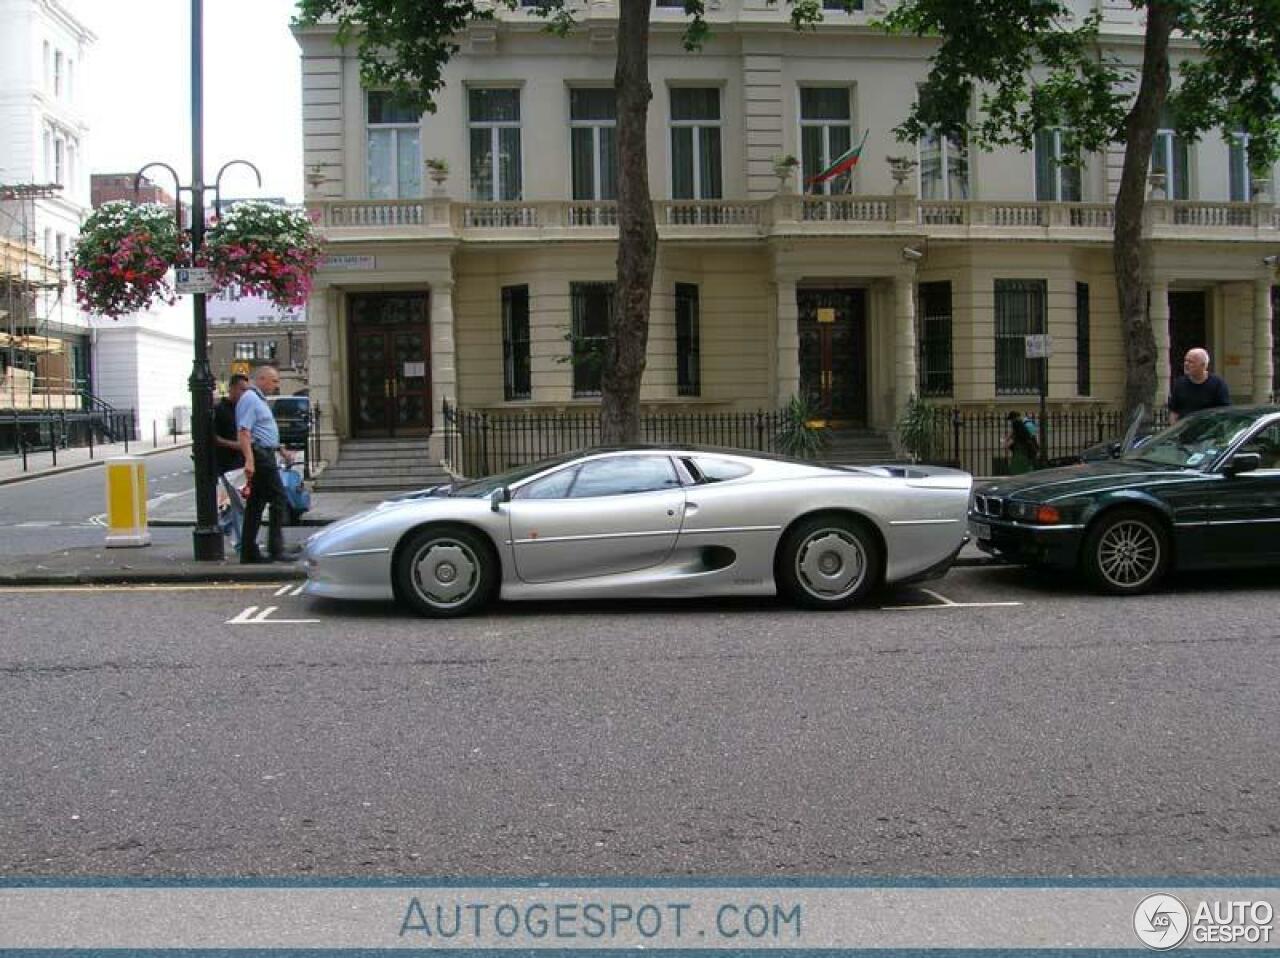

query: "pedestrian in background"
(1169, 347), (1230, 423)
(236, 365), (295, 563)
(213, 374), (248, 474)
(1005, 411), (1039, 474)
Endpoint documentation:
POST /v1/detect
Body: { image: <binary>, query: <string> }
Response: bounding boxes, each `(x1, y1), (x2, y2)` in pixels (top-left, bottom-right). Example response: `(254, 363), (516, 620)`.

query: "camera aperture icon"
(1134, 894), (1190, 950)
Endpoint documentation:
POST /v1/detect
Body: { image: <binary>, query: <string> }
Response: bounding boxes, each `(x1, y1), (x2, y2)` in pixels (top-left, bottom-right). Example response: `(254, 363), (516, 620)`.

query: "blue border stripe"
(0, 877), (1277, 888)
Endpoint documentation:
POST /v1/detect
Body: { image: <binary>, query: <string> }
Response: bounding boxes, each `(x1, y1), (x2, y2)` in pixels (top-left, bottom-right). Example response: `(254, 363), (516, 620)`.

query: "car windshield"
(1124, 408), (1257, 470)
(447, 450), (586, 497)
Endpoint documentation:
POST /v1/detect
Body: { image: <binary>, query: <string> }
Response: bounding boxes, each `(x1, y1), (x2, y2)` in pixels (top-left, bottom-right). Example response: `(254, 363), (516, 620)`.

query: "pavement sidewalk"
(0, 446), (996, 585)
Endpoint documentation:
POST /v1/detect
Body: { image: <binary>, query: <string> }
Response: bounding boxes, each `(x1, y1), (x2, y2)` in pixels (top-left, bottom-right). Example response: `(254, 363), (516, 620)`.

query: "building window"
(919, 127), (968, 200)
(469, 88), (522, 201)
(43, 42), (50, 91)
(822, 0), (863, 8)
(53, 138), (64, 186)
(67, 58), (74, 101)
(502, 285), (531, 401)
(234, 342), (258, 360)
(675, 283), (701, 397)
(366, 91), (421, 199)
(54, 50), (63, 96)
(1152, 109), (1190, 199)
(670, 87), (722, 200)
(1076, 282), (1091, 396)
(1272, 286), (1279, 401)
(655, 0), (685, 6)
(570, 89), (617, 201)
(570, 282), (613, 397)
(1035, 128), (1081, 201)
(265, 341), (279, 360)
(55, 233), (65, 272)
(1228, 131), (1269, 202)
(917, 281), (953, 397)
(800, 87), (853, 195)
(994, 279), (1047, 396)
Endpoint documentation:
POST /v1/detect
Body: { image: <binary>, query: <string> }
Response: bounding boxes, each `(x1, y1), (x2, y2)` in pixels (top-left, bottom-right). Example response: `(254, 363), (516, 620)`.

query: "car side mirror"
(1223, 452), (1262, 477)
(489, 486), (510, 512)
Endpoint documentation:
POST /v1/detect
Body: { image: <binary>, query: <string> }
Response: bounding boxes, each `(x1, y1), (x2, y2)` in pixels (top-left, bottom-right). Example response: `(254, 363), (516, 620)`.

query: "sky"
(75, 0), (304, 203)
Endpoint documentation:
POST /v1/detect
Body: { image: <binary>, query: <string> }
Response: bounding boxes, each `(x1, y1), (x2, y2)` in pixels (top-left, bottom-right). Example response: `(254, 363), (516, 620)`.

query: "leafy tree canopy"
(881, 0), (1280, 169)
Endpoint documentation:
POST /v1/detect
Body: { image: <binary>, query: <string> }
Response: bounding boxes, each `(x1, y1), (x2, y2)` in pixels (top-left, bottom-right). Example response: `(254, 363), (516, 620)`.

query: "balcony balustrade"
(309, 194), (1275, 244)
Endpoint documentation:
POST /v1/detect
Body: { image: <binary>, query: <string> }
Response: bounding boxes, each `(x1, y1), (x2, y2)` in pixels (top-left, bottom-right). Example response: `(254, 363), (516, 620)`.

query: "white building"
(293, 1), (1279, 472)
(0, 0), (94, 401)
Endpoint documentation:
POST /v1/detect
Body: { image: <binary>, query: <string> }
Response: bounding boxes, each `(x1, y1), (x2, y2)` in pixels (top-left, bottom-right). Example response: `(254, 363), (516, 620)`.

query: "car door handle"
(684, 502), (699, 516)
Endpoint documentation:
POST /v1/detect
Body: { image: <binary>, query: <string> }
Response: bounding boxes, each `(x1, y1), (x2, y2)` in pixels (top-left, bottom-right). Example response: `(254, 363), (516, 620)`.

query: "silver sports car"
(302, 446), (973, 617)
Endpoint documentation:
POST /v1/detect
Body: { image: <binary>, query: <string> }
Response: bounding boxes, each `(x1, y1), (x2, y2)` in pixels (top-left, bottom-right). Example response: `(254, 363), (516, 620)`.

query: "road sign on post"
(1025, 336), (1052, 465)
(174, 267), (215, 295)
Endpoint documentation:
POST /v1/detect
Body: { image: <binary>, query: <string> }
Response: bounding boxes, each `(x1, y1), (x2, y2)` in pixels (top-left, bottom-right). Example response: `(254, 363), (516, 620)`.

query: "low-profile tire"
(395, 525), (497, 618)
(1081, 508), (1170, 595)
(776, 514), (882, 610)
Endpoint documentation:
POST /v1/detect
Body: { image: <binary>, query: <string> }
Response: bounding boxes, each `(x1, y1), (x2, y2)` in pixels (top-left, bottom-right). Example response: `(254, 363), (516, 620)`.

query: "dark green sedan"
(969, 405), (1280, 594)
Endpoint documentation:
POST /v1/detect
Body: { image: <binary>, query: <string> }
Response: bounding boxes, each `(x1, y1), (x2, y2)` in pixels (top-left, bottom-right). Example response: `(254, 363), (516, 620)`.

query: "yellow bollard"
(104, 456), (151, 548)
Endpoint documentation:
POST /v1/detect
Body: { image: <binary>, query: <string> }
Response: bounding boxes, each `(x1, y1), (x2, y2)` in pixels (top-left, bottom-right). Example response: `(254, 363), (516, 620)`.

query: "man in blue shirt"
(236, 364), (295, 563)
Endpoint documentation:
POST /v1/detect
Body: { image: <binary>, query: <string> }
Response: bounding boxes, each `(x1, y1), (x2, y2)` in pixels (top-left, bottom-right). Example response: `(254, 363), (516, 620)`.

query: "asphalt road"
(0, 447), (197, 554)
(2, 565), (1277, 878)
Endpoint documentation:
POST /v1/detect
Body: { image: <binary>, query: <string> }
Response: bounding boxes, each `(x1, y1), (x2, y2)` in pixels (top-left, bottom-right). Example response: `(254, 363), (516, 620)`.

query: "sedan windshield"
(1125, 409), (1257, 470)
(447, 451), (585, 497)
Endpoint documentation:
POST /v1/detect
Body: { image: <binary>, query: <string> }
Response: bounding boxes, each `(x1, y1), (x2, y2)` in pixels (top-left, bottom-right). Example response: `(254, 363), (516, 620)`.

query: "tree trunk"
(1113, 0), (1175, 424)
(601, 0), (659, 445)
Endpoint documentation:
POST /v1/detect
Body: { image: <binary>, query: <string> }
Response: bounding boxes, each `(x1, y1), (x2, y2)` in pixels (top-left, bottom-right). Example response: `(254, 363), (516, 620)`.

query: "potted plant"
(772, 153), (799, 189)
(775, 394), (829, 460)
(895, 395), (944, 463)
(204, 200), (323, 310)
(72, 201), (185, 318)
(425, 157), (450, 187)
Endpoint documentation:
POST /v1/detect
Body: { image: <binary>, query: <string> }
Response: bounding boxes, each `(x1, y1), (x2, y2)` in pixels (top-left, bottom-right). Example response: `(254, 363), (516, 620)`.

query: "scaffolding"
(0, 182), (70, 409)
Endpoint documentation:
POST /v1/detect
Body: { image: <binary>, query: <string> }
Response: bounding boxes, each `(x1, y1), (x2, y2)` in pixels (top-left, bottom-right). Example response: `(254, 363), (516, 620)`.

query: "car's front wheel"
(395, 525), (497, 617)
(1081, 508), (1170, 595)
(776, 515), (882, 610)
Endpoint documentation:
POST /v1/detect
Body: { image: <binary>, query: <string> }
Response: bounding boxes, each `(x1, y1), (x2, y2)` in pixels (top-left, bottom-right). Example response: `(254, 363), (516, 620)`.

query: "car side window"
(690, 456), (752, 483)
(516, 466), (579, 500)
(1240, 423), (1280, 470)
(568, 456), (680, 498)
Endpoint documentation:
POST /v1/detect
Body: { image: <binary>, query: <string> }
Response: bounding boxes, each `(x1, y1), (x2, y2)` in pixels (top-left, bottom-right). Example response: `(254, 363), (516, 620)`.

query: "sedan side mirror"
(489, 486), (510, 512)
(1223, 452), (1262, 477)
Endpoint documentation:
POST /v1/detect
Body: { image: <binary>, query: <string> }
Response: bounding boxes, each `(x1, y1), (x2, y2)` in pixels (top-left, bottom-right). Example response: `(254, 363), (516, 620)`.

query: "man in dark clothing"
(212, 374), (248, 474)
(1169, 347), (1231, 422)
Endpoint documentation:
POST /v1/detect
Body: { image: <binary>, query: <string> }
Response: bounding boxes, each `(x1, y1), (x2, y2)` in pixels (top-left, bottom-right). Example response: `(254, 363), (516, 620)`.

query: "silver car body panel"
(301, 449), (972, 605)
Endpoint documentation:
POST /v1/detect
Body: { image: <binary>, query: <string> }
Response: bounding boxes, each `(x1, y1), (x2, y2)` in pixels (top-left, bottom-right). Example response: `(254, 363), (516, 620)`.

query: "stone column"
(307, 285), (341, 465)
(774, 276), (800, 405)
(428, 280), (458, 462)
(1150, 279), (1171, 405)
(1255, 275), (1275, 403)
(894, 272), (918, 419)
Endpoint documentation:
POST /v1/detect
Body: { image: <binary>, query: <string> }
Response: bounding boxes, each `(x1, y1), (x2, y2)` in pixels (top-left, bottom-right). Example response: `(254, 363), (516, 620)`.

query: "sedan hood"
(976, 459), (1198, 501)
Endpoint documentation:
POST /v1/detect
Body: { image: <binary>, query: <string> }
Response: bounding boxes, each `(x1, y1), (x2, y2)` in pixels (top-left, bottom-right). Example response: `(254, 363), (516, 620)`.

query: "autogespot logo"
(1134, 894), (1190, 950)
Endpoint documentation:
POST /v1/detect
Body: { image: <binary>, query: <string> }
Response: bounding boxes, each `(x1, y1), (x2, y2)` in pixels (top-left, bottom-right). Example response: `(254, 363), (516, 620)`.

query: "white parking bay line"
(273, 584), (307, 597)
(227, 605), (320, 625)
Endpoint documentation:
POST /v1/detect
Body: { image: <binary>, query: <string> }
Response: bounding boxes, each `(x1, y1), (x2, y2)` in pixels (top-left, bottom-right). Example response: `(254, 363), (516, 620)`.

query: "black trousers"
(242, 447), (286, 558)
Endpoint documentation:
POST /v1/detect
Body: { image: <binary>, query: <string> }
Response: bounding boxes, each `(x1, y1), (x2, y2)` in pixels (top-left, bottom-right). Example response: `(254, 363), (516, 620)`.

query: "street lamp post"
(135, 0), (261, 561)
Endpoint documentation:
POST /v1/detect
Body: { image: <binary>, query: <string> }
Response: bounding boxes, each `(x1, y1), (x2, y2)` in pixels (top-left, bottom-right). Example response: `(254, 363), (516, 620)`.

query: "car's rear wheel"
(1082, 508), (1170, 595)
(776, 515), (882, 610)
(395, 526), (497, 617)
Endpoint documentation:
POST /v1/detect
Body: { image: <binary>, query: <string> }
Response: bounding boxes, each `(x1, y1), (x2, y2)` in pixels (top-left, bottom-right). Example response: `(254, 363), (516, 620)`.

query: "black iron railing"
(1, 409), (139, 468)
(909, 405), (1172, 475)
(443, 400), (785, 477)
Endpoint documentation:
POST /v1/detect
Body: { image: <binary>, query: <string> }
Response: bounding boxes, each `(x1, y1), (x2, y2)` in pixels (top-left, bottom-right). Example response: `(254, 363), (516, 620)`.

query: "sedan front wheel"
(1082, 509), (1170, 595)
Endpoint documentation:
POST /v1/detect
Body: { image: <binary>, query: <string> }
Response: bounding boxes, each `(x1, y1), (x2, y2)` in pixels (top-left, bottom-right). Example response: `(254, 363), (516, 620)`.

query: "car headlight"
(1009, 501), (1062, 524)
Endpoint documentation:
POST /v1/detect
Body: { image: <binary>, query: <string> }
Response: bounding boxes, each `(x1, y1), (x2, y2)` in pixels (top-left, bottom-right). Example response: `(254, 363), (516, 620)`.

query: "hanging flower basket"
(205, 200), (323, 309)
(72, 201), (185, 319)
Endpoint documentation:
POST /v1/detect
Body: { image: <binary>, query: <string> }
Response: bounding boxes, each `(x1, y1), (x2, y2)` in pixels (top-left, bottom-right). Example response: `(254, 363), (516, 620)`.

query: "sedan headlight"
(1008, 501), (1062, 524)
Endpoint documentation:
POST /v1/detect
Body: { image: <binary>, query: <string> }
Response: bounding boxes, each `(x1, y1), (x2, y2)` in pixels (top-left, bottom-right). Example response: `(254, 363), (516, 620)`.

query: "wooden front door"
(348, 293), (432, 438)
(798, 288), (868, 424)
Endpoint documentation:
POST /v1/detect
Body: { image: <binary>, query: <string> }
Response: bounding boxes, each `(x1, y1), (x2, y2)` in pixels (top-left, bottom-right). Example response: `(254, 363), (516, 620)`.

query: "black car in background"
(267, 395), (310, 449)
(971, 406), (1280, 594)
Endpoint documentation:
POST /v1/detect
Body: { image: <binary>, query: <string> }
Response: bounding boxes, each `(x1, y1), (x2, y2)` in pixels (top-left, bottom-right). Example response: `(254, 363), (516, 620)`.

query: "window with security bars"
(502, 285), (531, 401)
(1076, 283), (1091, 396)
(675, 283), (701, 396)
(571, 282), (614, 397)
(917, 281), (953, 397)
(1273, 286), (1279, 399)
(994, 279), (1047, 395)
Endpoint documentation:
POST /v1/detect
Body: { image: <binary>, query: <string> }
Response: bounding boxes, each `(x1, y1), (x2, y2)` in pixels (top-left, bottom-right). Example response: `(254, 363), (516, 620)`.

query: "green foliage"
(895, 396), (943, 463)
(879, 0), (1280, 167)
(775, 395), (829, 460)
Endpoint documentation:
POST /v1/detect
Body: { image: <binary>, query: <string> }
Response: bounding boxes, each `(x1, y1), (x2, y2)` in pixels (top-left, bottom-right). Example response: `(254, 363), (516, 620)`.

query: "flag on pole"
(805, 128), (870, 187)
